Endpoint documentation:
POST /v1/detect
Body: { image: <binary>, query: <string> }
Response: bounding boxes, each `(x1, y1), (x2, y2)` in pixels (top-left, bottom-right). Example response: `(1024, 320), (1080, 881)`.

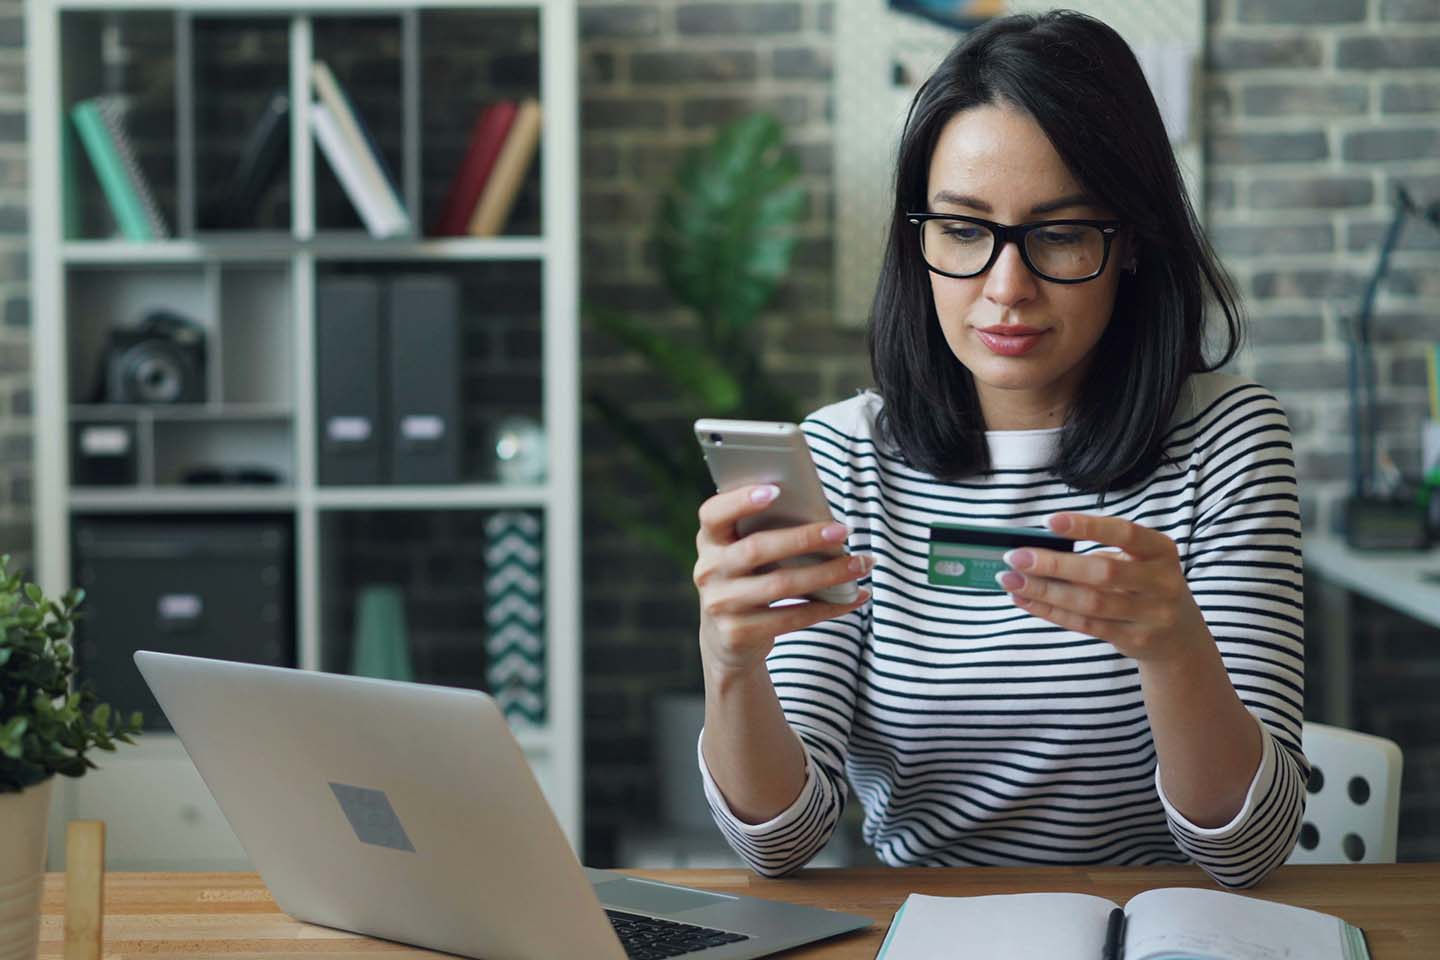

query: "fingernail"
(1003, 549), (1035, 570)
(821, 523), (849, 542)
(996, 571), (1025, 591)
(849, 554), (873, 573)
(1047, 514), (1072, 533)
(751, 485), (779, 504)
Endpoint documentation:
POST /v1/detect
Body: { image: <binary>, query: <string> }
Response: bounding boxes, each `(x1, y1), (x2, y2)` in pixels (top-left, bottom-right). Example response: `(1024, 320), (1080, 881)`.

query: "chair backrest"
(1288, 722), (1403, 864)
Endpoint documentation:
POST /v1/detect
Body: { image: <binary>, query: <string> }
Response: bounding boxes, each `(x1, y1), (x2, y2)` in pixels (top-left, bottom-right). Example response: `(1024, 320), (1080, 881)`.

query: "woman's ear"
(1120, 228), (1139, 274)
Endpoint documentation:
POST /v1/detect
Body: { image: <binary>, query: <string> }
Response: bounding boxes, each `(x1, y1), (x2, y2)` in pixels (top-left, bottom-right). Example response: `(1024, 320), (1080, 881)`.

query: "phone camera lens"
(709, 433), (723, 445)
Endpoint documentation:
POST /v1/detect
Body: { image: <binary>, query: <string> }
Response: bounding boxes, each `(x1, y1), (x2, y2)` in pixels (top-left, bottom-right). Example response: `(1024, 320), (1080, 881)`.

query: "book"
(467, 97), (541, 237)
(70, 96), (169, 241)
(310, 60), (410, 235)
(874, 887), (1370, 960)
(432, 100), (519, 236)
(310, 101), (403, 238)
(209, 88), (289, 230)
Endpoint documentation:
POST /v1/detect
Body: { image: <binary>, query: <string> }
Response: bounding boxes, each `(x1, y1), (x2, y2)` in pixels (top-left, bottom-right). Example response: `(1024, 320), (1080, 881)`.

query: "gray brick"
(4, 296), (25, 328)
(676, 3), (803, 35)
(1337, 35), (1440, 70)
(1248, 313), (1325, 345)
(0, 110), (22, 143)
(0, 16), (20, 48)
(9, 471), (26, 507)
(1251, 269), (1364, 299)
(1347, 219), (1440, 252)
(1237, 0), (1364, 21)
(1342, 128), (1440, 164)
(680, 96), (808, 129)
(630, 50), (758, 85)
(1381, 81), (1440, 114)
(1207, 34), (1323, 70)
(1256, 356), (1350, 390)
(1386, 267), (1440, 297)
(1392, 354), (1429, 386)
(579, 5), (660, 38)
(1241, 83), (1367, 117)
(818, 0), (834, 33)
(1381, 0), (1440, 20)
(1369, 312), (1440, 341)
(1211, 222), (1335, 257)
(1249, 176), (1373, 209)
(1207, 130), (1328, 164)
(1206, 177), (1236, 211)
(1296, 447), (1351, 483)
(774, 46), (832, 81)
(10, 388), (28, 416)
(582, 51), (617, 86)
(1206, 84), (1234, 123)
(581, 143), (621, 180)
(582, 97), (668, 131)
(0, 203), (25, 233)
(627, 144), (685, 181)
(2, 431), (29, 461)
(0, 61), (23, 96)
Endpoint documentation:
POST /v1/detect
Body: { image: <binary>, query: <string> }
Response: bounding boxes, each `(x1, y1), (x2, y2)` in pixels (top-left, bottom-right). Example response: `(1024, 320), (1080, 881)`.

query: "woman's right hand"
(694, 483), (873, 678)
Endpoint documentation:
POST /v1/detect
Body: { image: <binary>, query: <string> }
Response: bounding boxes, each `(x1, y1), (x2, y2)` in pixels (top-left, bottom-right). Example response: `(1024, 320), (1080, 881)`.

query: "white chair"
(1288, 722), (1403, 864)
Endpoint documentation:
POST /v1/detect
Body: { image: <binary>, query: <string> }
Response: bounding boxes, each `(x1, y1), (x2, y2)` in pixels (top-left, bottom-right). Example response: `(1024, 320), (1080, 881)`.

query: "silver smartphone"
(695, 418), (859, 605)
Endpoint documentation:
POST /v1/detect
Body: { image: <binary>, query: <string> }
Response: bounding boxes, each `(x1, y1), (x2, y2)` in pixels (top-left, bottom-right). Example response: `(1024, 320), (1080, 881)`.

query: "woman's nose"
(983, 241), (1037, 306)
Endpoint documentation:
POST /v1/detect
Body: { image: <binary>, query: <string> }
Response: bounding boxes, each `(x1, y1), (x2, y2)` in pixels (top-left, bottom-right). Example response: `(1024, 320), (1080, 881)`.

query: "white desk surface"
(1302, 529), (1440, 629)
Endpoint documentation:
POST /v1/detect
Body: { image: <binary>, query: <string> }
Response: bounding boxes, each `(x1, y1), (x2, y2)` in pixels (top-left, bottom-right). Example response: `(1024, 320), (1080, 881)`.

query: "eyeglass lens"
(920, 220), (1107, 281)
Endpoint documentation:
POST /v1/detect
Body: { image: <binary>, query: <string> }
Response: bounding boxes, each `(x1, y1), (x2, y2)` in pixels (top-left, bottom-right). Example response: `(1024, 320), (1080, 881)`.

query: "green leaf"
(587, 305), (743, 413)
(63, 588), (86, 609)
(656, 113), (805, 338)
(92, 703), (111, 729)
(23, 583), (42, 605)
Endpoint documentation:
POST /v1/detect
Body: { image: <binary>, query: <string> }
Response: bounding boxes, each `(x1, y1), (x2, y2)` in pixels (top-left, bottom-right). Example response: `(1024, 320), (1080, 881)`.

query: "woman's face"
(924, 101), (1131, 429)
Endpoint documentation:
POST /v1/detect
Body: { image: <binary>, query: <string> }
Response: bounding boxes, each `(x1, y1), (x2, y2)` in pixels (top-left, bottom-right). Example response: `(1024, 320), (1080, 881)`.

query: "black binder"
(316, 276), (383, 485)
(388, 275), (461, 484)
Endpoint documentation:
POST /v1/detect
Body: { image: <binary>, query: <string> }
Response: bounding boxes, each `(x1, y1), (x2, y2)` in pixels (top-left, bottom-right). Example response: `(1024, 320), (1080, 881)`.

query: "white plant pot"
(0, 778), (53, 960)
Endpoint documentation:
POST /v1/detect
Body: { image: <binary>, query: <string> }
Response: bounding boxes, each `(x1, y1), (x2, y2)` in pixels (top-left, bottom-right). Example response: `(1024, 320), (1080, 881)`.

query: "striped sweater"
(699, 372), (1307, 888)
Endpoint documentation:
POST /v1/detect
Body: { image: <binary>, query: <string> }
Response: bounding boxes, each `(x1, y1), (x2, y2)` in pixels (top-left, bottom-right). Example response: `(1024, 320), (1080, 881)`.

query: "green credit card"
(928, 521), (1076, 590)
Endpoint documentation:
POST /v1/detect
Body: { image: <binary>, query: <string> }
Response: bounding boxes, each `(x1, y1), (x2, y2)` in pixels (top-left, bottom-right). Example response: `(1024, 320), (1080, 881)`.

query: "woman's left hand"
(996, 512), (1211, 663)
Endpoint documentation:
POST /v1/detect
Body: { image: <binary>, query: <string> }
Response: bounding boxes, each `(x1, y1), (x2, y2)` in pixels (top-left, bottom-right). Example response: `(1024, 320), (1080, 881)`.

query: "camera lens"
(709, 433), (723, 445)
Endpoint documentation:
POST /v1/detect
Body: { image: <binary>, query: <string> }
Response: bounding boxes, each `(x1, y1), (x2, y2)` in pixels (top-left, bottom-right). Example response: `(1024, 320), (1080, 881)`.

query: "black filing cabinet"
(72, 516), (295, 731)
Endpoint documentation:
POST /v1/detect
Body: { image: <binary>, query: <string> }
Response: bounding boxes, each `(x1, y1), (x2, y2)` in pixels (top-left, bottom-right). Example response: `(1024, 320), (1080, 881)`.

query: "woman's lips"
(976, 328), (1048, 357)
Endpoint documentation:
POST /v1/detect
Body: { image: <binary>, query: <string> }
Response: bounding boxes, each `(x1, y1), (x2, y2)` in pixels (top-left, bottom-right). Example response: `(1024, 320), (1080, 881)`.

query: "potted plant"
(0, 553), (142, 959)
(587, 112), (808, 572)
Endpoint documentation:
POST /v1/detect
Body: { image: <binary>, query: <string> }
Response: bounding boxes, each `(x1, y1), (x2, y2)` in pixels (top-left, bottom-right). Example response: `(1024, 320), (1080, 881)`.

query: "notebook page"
(1124, 887), (1351, 960)
(879, 892), (1116, 960)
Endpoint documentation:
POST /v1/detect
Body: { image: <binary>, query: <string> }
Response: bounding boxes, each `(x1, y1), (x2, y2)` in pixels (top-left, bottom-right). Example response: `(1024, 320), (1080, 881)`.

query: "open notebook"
(874, 887), (1370, 960)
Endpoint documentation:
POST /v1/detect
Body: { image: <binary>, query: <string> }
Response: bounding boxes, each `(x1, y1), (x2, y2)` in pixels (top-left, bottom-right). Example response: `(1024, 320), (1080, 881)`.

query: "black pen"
(1102, 907), (1126, 960)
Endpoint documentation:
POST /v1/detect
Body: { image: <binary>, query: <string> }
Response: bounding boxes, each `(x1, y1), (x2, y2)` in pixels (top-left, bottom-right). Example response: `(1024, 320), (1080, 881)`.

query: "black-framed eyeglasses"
(906, 213), (1123, 284)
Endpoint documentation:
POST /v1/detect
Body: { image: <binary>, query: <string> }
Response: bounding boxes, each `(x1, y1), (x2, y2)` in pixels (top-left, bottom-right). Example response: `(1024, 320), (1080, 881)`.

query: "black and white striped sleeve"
(1162, 383), (1308, 888)
(697, 602), (868, 877)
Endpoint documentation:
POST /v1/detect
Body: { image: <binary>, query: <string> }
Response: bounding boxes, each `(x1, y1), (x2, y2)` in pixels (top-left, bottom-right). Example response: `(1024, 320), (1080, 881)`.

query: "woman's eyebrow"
(930, 190), (1101, 216)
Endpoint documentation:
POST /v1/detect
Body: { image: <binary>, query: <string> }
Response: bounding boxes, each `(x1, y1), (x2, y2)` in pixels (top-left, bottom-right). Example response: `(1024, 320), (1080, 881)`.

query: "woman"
(691, 10), (1306, 889)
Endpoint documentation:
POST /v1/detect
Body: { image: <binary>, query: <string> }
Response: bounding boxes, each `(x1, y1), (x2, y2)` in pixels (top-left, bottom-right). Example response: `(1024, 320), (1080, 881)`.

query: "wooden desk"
(39, 864), (1440, 959)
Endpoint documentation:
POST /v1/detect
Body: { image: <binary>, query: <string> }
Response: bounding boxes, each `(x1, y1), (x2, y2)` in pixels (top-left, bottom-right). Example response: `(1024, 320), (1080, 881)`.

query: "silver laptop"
(133, 651), (870, 960)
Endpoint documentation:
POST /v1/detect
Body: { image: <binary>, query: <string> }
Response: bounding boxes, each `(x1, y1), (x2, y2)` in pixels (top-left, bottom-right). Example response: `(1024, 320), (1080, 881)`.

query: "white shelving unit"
(26, 0), (581, 869)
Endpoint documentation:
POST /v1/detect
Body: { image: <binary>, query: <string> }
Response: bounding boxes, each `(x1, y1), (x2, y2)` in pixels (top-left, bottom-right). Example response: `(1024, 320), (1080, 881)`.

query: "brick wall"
(1206, 0), (1440, 861)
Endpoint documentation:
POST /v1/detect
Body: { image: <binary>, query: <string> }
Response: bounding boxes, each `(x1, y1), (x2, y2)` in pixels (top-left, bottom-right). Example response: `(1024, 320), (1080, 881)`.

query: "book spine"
(311, 61), (409, 235)
(95, 97), (170, 239)
(467, 98), (542, 238)
(310, 102), (395, 237)
(433, 100), (519, 236)
(70, 99), (153, 242)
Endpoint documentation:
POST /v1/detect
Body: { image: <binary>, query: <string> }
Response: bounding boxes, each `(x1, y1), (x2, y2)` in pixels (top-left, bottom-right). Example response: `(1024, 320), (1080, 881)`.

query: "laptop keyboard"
(605, 908), (750, 958)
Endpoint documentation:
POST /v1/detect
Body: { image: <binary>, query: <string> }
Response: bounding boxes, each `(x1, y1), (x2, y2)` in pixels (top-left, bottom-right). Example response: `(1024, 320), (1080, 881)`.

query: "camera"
(100, 310), (207, 404)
